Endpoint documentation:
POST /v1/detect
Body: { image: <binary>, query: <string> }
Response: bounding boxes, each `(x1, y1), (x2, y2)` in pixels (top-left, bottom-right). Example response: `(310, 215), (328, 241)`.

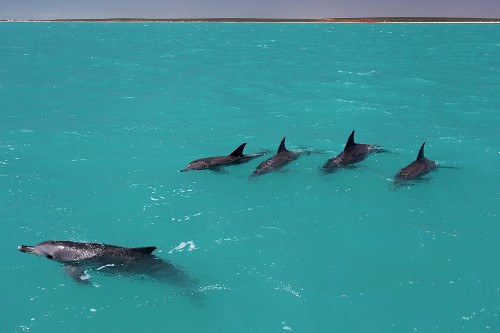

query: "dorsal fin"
(130, 246), (157, 255)
(344, 130), (356, 151)
(277, 137), (288, 154)
(416, 142), (426, 160)
(229, 143), (247, 157)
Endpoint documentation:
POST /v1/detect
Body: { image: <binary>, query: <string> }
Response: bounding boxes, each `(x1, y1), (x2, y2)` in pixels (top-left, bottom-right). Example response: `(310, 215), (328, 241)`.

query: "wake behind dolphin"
(18, 241), (196, 289)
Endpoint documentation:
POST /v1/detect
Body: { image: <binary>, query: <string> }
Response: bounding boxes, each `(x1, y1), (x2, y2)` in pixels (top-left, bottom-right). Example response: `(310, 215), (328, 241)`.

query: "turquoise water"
(1, 22), (499, 332)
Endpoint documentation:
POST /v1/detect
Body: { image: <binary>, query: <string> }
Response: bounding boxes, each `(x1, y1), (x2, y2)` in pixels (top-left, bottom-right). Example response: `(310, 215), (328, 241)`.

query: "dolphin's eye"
(46, 255), (54, 260)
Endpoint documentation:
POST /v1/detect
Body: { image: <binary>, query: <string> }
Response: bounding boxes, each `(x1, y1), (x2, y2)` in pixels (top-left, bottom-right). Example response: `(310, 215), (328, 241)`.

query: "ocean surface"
(1, 22), (499, 332)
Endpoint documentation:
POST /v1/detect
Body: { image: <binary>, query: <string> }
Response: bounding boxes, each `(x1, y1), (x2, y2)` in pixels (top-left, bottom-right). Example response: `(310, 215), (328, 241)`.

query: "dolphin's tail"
(368, 145), (394, 154)
(438, 166), (461, 170)
(296, 148), (329, 156)
(246, 149), (271, 158)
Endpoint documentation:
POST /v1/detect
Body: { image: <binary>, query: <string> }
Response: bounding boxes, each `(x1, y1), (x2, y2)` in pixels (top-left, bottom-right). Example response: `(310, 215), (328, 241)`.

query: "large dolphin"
(18, 240), (196, 288)
(321, 130), (383, 172)
(249, 137), (299, 178)
(180, 143), (267, 172)
(394, 142), (437, 182)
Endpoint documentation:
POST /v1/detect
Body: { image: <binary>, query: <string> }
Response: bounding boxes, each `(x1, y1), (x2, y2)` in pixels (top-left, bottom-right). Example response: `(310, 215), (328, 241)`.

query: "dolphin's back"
(74, 244), (195, 286)
(88, 244), (156, 263)
(323, 144), (375, 169)
(395, 158), (436, 181)
(395, 143), (436, 181)
(321, 130), (381, 172)
(251, 150), (296, 176)
(250, 137), (297, 177)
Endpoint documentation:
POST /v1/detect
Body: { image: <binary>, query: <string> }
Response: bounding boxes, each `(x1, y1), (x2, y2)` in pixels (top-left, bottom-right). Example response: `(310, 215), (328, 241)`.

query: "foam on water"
(1, 22), (500, 332)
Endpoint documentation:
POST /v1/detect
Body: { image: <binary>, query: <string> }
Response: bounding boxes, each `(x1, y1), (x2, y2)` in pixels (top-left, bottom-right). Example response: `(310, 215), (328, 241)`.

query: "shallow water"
(1, 22), (499, 332)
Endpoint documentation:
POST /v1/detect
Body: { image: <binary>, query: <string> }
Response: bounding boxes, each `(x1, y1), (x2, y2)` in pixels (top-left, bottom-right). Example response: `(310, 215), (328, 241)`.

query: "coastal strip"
(2, 17), (500, 23)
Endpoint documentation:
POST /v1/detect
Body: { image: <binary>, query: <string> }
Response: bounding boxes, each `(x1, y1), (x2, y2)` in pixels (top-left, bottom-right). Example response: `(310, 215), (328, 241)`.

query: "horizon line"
(3, 16), (500, 23)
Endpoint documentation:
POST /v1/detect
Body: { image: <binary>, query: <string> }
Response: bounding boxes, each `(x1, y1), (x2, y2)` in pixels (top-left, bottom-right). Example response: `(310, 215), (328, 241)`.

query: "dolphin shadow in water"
(321, 130), (385, 173)
(18, 241), (197, 292)
(249, 137), (316, 178)
(179, 143), (268, 173)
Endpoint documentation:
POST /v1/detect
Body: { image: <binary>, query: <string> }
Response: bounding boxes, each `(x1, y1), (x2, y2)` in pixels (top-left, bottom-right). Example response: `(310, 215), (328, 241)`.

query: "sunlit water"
(1, 22), (499, 332)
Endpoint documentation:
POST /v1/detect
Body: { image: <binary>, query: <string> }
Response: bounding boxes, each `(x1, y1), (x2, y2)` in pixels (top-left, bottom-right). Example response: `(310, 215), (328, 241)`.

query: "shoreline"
(2, 17), (500, 23)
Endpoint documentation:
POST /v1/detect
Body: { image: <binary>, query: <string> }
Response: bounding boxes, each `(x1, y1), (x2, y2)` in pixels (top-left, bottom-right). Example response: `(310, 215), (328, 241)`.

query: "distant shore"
(2, 17), (500, 23)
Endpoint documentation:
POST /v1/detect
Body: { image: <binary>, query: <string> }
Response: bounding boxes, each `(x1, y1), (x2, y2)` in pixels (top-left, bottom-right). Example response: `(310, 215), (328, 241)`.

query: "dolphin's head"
(18, 245), (40, 255)
(18, 241), (91, 262)
(179, 159), (210, 172)
(19, 242), (59, 260)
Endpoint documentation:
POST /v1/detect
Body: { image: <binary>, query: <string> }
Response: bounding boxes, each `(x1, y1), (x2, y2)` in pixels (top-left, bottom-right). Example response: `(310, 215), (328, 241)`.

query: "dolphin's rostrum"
(18, 240), (196, 288)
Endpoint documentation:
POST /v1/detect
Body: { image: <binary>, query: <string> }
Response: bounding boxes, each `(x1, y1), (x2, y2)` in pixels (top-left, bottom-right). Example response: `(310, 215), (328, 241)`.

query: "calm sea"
(1, 22), (499, 332)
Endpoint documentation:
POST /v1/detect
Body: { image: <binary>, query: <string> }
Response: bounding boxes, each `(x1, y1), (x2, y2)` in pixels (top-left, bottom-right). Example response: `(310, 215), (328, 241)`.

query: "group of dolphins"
(179, 130), (437, 182)
(18, 130), (439, 292)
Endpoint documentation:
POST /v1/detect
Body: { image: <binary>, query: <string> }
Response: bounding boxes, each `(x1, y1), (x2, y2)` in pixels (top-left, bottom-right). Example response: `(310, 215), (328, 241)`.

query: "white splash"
(80, 271), (91, 280)
(187, 241), (197, 251)
(275, 283), (302, 298)
(96, 264), (115, 271)
(197, 284), (231, 292)
(169, 241), (197, 254)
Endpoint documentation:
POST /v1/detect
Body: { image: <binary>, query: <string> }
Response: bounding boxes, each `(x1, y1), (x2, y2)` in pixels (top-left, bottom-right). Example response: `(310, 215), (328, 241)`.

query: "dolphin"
(394, 142), (437, 182)
(250, 137), (299, 177)
(179, 143), (267, 172)
(18, 241), (196, 288)
(321, 130), (383, 172)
